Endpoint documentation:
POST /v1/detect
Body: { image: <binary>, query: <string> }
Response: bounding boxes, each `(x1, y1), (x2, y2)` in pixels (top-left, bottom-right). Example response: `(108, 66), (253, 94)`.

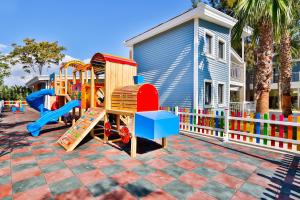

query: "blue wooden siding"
(133, 21), (194, 108)
(198, 19), (230, 109)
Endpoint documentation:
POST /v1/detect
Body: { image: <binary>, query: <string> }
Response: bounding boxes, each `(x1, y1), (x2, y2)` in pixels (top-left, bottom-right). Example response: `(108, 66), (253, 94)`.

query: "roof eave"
(124, 3), (252, 47)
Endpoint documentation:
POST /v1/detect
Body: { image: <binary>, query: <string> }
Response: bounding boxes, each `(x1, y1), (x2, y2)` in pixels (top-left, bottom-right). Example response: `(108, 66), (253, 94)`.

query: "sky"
(0, 0), (194, 86)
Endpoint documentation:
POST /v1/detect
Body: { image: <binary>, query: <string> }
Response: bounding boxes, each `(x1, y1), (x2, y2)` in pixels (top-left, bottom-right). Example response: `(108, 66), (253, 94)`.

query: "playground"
(0, 52), (299, 200)
(1, 107), (298, 200)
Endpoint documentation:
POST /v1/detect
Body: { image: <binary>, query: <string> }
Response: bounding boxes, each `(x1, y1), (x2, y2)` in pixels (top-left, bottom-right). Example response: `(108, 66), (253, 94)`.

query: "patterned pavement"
(0, 108), (299, 200)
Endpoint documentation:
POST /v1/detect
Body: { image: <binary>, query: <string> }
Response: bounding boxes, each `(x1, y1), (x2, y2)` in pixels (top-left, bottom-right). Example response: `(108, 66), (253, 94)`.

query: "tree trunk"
(255, 20), (273, 115)
(280, 29), (292, 117)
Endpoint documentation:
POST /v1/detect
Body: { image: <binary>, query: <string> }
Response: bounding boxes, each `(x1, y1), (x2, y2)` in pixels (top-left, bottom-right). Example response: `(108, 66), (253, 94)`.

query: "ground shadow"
(0, 121), (34, 129)
(183, 133), (300, 199)
(0, 131), (31, 156)
(260, 154), (300, 200)
(39, 124), (71, 135)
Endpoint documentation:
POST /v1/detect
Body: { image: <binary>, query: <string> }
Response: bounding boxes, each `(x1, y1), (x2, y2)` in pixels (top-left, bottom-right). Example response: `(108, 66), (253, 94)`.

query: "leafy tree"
(279, 1), (300, 116)
(0, 53), (10, 86)
(232, 0), (292, 115)
(6, 38), (66, 75)
(0, 85), (31, 100)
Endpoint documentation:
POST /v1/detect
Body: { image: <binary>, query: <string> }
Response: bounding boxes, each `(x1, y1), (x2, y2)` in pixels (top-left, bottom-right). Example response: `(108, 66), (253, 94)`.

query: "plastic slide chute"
(27, 100), (81, 136)
(26, 89), (55, 115)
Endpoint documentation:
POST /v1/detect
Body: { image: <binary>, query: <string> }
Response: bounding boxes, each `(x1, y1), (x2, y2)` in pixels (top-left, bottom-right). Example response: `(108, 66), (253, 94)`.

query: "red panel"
(137, 84), (159, 112)
(91, 53), (137, 67)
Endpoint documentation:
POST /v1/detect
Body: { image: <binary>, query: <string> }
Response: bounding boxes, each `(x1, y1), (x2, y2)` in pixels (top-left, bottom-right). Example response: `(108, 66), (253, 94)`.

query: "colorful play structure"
(3, 100), (26, 113)
(26, 53), (179, 157)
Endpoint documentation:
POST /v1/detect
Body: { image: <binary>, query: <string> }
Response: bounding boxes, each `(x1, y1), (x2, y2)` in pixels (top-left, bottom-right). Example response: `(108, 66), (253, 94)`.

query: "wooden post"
(72, 108), (75, 125)
(130, 119), (137, 158)
(224, 108), (229, 142)
(263, 114), (268, 145)
(297, 116), (300, 151)
(90, 66), (95, 108)
(255, 113), (261, 144)
(288, 115), (293, 150)
(162, 138), (167, 148)
(64, 68), (68, 95)
(271, 114), (276, 147)
(104, 114), (108, 143)
(59, 69), (62, 94)
(249, 112), (254, 143)
(86, 71), (89, 84)
(279, 115), (284, 148)
(116, 115), (120, 130)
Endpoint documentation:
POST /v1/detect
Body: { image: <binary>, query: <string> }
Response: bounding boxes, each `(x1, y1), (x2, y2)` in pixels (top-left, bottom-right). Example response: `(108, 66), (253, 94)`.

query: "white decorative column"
(193, 18), (199, 110)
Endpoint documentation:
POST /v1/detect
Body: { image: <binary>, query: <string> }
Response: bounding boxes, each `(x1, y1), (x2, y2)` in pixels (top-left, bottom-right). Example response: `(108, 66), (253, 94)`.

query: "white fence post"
(175, 106), (179, 116)
(224, 108), (229, 142)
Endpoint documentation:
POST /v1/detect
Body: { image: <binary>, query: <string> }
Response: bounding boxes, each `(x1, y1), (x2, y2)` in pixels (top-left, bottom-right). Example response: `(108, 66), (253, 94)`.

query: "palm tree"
(191, 0), (201, 8)
(232, 0), (292, 114)
(280, 1), (300, 116)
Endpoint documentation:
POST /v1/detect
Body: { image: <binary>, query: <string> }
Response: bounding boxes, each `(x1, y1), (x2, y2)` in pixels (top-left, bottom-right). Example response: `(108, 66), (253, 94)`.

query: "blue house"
(125, 3), (252, 110)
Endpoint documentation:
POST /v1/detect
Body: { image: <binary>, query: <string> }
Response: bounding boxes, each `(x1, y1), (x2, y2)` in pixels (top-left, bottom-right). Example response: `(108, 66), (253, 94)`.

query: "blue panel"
(198, 20), (230, 109)
(134, 75), (144, 84)
(134, 21), (194, 108)
(135, 111), (179, 140)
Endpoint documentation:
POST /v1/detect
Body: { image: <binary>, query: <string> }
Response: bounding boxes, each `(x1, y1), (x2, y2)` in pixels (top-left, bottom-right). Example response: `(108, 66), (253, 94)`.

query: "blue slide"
(26, 89), (55, 116)
(26, 89), (80, 136)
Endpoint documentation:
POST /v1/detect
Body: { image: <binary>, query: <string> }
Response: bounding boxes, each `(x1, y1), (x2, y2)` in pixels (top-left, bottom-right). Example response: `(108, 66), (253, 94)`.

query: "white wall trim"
(217, 37), (227, 63)
(129, 46), (134, 59)
(217, 81), (226, 107)
(228, 29), (232, 108)
(193, 18), (199, 110)
(204, 79), (213, 108)
(204, 28), (215, 59)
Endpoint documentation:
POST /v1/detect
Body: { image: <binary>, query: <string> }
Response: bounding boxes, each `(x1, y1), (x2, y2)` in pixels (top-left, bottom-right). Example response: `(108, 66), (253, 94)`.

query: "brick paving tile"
(179, 172), (208, 188)
(13, 185), (52, 200)
(55, 187), (93, 200)
(12, 166), (42, 183)
(0, 109), (298, 200)
(0, 184), (12, 199)
(141, 189), (176, 200)
(144, 170), (175, 187)
(213, 173), (244, 189)
(44, 168), (74, 184)
(97, 187), (136, 200)
(77, 169), (107, 186)
(111, 170), (140, 186)
(176, 159), (198, 170)
(187, 191), (217, 200)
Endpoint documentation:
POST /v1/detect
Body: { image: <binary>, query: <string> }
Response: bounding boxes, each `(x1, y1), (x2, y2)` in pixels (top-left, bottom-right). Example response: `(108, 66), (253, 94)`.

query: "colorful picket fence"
(161, 106), (300, 154)
(4, 100), (27, 106)
(177, 108), (225, 139)
(229, 112), (300, 153)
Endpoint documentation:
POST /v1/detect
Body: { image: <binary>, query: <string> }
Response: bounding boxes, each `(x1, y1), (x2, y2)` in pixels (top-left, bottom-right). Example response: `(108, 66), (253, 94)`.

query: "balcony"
(230, 62), (244, 83)
(271, 72), (300, 83)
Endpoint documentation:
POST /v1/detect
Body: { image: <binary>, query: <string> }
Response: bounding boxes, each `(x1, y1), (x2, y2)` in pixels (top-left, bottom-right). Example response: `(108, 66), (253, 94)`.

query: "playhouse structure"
(26, 53), (179, 157)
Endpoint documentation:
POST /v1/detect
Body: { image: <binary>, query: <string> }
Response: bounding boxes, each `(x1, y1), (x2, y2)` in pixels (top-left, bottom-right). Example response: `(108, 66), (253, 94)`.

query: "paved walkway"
(0, 109), (299, 200)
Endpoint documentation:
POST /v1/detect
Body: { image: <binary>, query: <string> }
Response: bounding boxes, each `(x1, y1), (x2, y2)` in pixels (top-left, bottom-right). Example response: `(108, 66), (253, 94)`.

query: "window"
(205, 81), (212, 105)
(218, 40), (225, 60)
(205, 34), (213, 55)
(218, 84), (224, 104)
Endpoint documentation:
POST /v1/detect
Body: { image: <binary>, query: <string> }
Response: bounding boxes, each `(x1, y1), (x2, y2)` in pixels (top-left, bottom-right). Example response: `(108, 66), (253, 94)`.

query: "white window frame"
(204, 79), (213, 108)
(217, 82), (225, 107)
(217, 37), (226, 63)
(204, 29), (215, 59)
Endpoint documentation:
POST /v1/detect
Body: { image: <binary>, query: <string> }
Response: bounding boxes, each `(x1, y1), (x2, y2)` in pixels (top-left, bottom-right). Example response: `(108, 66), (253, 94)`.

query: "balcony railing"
(272, 72), (300, 83)
(230, 63), (244, 83)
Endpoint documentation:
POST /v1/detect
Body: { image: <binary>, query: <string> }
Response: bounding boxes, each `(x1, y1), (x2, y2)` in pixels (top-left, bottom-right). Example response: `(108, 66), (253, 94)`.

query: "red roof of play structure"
(90, 53), (137, 67)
